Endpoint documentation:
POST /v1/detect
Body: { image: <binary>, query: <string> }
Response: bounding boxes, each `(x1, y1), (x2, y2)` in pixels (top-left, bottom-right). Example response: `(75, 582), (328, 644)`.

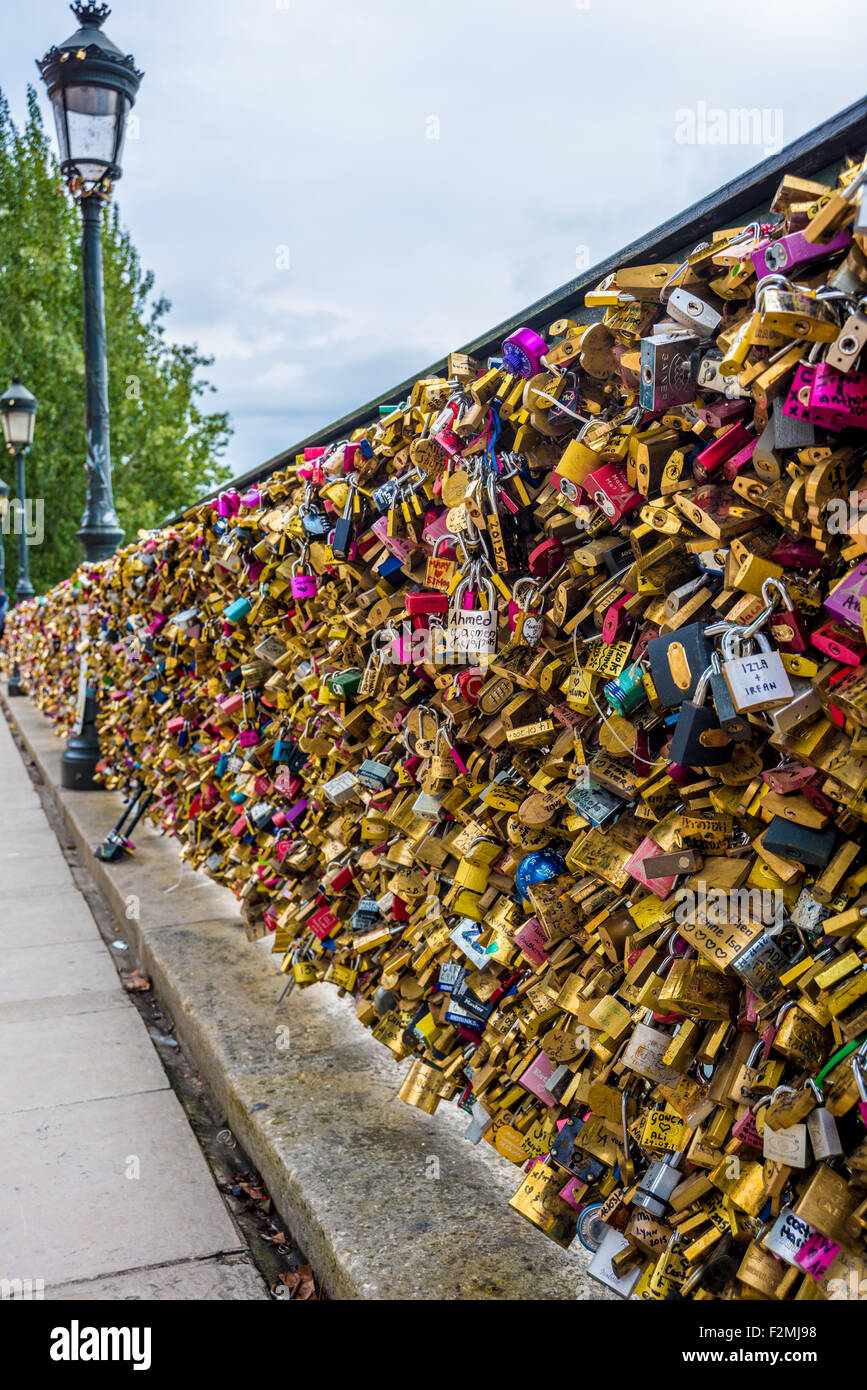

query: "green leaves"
(0, 86), (232, 593)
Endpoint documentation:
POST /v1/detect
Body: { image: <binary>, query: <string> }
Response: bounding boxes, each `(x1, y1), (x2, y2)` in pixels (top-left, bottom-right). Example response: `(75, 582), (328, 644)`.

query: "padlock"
(668, 663), (733, 767)
(18, 144), (867, 1305)
(707, 648), (752, 741)
(761, 576), (810, 653)
(804, 1080), (844, 1159)
(720, 624), (793, 715)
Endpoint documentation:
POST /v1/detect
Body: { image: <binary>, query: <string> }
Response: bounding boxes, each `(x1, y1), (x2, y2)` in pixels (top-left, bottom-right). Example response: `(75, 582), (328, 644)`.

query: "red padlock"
(763, 577), (810, 654)
(584, 463), (642, 523)
(527, 537), (564, 578)
(602, 595), (632, 644)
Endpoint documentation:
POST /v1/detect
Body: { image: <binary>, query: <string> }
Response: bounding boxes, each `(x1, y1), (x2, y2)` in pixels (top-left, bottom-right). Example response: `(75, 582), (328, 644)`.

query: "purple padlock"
(238, 726), (259, 749)
(751, 226), (851, 280)
(824, 556), (867, 626)
(501, 325), (548, 378)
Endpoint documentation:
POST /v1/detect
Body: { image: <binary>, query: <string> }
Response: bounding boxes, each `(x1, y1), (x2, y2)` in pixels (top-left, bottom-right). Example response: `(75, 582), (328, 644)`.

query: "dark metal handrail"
(171, 95), (867, 519)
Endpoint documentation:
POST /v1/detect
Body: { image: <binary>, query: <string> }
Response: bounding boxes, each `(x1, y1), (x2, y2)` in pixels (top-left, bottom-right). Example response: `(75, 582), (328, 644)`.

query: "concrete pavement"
(0, 703), (269, 1300)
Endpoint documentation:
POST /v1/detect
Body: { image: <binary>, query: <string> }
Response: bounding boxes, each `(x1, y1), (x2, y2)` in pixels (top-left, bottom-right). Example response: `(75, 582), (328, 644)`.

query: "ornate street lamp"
(37, 2), (143, 563)
(0, 377), (37, 697)
(38, 4), (142, 786)
(0, 376), (38, 605)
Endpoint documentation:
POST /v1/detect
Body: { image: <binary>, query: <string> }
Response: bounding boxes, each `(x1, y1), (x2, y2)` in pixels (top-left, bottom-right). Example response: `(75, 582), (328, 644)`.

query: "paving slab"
(0, 889), (100, 950)
(0, 1006), (169, 1114)
(8, 693), (609, 1301)
(0, 829), (76, 862)
(0, 856), (76, 897)
(0, 1090), (244, 1286)
(46, 1252), (269, 1301)
(0, 939), (120, 1005)
(0, 809), (54, 833)
(0, 990), (132, 1025)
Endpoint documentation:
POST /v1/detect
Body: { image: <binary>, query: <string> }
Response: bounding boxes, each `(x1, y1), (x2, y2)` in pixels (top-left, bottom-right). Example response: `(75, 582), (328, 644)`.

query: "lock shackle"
(739, 601), (775, 644)
(769, 1084), (798, 1103)
(755, 272), (796, 310)
(761, 576), (793, 611)
(512, 576), (541, 613)
(745, 1041), (765, 1070)
(431, 533), (458, 560)
(692, 663), (715, 706)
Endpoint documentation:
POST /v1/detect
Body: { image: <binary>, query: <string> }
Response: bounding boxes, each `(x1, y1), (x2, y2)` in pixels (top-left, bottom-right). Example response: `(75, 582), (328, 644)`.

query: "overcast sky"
(4, 0), (867, 479)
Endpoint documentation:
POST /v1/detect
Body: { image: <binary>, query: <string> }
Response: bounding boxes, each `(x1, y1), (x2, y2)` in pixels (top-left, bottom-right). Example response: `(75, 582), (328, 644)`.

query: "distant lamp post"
(0, 377), (38, 607)
(0, 377), (37, 696)
(37, 2), (143, 563)
(0, 476), (9, 595)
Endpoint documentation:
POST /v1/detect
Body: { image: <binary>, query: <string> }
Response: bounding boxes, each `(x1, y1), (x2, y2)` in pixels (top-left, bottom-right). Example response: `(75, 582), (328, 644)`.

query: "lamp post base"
(60, 687), (104, 791)
(7, 661), (24, 697)
(77, 521), (124, 564)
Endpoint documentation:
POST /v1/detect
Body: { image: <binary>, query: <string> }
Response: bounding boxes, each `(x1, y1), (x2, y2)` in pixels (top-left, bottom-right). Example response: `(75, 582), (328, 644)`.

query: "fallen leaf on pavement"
(123, 969), (151, 992)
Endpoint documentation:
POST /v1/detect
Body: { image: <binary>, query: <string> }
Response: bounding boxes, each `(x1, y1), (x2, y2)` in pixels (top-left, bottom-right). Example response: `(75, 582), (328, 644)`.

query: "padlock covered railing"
(8, 118), (867, 1300)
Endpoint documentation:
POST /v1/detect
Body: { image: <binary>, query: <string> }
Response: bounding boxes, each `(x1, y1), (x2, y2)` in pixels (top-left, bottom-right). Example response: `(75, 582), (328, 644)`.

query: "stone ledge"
(4, 693), (606, 1301)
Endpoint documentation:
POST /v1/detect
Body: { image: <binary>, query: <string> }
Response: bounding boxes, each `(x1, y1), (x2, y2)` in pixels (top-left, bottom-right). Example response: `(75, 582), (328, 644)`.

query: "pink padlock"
(807, 361), (867, 429)
(290, 559), (319, 599)
(731, 1106), (762, 1149)
(370, 515), (413, 561)
(795, 1231), (840, 1281)
(722, 438), (758, 482)
(421, 508), (458, 551)
(782, 363), (846, 432)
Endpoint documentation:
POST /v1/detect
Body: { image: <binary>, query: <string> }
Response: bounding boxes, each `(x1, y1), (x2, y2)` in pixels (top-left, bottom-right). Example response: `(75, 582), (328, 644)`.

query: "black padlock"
(668, 663), (733, 767)
(300, 503), (332, 538)
(708, 650), (752, 741)
(647, 622), (715, 706)
(330, 486), (356, 560)
(762, 816), (837, 868)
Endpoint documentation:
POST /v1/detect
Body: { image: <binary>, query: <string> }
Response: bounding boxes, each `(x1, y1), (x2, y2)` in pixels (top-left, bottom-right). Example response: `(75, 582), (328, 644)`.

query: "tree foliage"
(0, 87), (231, 594)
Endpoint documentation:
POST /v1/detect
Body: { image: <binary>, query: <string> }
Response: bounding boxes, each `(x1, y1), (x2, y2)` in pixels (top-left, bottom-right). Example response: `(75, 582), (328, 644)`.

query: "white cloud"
(5, 0), (866, 478)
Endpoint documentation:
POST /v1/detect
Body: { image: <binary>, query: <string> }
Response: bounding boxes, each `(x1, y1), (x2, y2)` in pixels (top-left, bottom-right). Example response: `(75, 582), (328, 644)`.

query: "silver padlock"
(730, 927), (791, 1001)
(639, 331), (700, 411)
(721, 622), (793, 715)
(631, 1150), (683, 1217)
(766, 678), (821, 735)
(666, 287), (722, 338)
(757, 1090), (809, 1168)
(805, 1079), (843, 1160)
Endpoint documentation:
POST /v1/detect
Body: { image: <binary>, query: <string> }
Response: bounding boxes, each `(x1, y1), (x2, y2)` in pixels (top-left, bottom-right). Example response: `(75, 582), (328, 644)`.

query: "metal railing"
(171, 95), (867, 519)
